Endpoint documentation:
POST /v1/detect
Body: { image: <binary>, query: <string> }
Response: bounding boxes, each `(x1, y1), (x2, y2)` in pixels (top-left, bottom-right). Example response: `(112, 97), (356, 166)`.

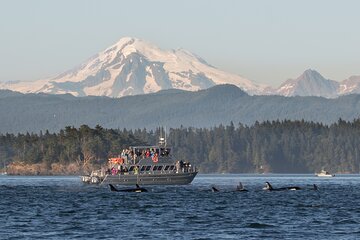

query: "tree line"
(1, 119), (360, 174)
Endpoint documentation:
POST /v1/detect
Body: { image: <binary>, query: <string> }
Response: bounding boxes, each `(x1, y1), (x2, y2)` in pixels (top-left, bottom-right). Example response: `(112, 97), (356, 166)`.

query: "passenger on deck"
(180, 160), (184, 173)
(164, 148), (170, 156)
(175, 161), (180, 173)
(183, 161), (189, 172)
(119, 165), (124, 175)
(141, 149), (146, 159)
(111, 167), (117, 175)
(134, 166), (139, 175)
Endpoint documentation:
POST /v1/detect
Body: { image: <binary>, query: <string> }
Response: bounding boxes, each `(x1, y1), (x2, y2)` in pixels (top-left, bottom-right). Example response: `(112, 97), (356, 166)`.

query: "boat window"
(129, 166), (135, 171)
(146, 166), (151, 171)
(153, 166), (158, 171)
(140, 166), (146, 171)
(169, 166), (175, 170)
(157, 166), (163, 171)
(164, 165), (170, 170)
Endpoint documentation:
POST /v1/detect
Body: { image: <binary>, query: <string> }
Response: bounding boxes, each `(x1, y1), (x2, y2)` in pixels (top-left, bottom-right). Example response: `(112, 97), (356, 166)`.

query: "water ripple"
(1, 174), (360, 239)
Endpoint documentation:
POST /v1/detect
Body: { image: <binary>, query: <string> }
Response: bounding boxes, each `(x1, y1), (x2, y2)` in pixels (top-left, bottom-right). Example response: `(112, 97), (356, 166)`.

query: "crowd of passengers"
(106, 160), (192, 176)
(120, 147), (171, 161)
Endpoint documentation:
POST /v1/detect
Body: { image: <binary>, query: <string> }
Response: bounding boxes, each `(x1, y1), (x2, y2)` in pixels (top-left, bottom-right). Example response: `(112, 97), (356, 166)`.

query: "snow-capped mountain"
(1, 37), (359, 99)
(0, 37), (265, 97)
(275, 69), (339, 98)
(274, 70), (360, 98)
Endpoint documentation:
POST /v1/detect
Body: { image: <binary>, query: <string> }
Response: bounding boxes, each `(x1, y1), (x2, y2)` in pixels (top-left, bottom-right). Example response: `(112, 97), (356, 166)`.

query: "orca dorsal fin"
(238, 182), (244, 190)
(136, 184), (140, 189)
(212, 186), (219, 192)
(109, 184), (119, 192)
(265, 181), (273, 190)
(313, 184), (318, 191)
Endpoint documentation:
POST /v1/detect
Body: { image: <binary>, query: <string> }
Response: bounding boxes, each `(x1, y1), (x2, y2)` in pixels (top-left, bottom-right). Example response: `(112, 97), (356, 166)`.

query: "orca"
(236, 182), (248, 192)
(211, 183), (248, 192)
(109, 184), (148, 193)
(263, 181), (301, 191)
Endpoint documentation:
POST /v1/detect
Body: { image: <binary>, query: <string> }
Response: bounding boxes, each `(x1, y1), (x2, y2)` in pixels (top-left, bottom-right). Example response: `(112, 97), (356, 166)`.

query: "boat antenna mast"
(159, 126), (166, 147)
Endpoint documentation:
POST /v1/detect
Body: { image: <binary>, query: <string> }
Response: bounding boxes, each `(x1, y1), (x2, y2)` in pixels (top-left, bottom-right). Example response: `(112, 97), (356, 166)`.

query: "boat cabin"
(100, 145), (192, 176)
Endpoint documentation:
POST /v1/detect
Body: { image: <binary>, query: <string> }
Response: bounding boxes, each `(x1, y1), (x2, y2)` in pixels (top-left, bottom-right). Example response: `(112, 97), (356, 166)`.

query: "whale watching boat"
(81, 137), (198, 185)
(316, 169), (335, 177)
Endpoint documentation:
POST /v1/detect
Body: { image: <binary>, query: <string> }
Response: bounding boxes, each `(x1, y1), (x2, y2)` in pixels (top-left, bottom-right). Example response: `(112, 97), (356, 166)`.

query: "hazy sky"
(1, 0), (359, 87)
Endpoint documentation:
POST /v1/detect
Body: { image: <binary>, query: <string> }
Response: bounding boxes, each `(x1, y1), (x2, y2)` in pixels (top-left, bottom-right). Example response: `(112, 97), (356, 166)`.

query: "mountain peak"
(1, 37), (262, 98)
(303, 68), (318, 74)
(276, 69), (339, 98)
(111, 37), (136, 49)
(104, 37), (160, 59)
(300, 69), (323, 80)
(113, 36), (137, 45)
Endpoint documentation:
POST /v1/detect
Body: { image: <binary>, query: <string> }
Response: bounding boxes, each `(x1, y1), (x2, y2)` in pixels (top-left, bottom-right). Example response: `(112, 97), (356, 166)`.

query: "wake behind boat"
(81, 137), (198, 185)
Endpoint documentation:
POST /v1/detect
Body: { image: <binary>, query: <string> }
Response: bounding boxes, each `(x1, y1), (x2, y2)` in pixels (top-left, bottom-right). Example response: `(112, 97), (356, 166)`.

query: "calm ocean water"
(1, 174), (360, 240)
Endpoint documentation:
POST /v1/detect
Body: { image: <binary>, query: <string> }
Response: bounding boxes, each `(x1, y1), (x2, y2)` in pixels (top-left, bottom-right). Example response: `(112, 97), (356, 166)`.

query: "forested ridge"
(1, 119), (360, 175)
(2, 85), (360, 134)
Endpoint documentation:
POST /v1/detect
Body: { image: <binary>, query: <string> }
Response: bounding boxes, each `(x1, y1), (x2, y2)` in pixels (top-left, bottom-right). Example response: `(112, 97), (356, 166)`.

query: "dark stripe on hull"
(100, 172), (197, 185)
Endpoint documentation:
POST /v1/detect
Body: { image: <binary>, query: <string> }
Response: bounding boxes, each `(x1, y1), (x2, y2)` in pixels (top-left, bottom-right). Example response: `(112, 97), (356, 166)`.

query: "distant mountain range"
(1, 37), (359, 98)
(1, 84), (360, 133)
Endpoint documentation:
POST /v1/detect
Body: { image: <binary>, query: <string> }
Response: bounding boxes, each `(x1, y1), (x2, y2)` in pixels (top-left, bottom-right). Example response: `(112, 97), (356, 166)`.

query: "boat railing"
(103, 164), (197, 176)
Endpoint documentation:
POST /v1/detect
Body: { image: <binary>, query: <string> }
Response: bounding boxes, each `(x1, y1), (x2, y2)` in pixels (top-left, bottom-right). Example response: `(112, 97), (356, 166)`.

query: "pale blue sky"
(1, 0), (359, 86)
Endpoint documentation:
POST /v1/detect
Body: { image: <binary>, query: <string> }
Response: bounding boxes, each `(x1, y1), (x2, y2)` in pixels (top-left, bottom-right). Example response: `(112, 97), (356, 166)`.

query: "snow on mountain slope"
(0, 37), (265, 97)
(276, 69), (339, 98)
(339, 75), (360, 95)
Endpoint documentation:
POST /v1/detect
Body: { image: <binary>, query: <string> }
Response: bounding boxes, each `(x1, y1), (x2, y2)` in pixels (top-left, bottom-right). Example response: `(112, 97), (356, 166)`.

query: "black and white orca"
(263, 181), (301, 191)
(236, 182), (248, 192)
(211, 186), (220, 192)
(263, 182), (318, 191)
(109, 184), (148, 193)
